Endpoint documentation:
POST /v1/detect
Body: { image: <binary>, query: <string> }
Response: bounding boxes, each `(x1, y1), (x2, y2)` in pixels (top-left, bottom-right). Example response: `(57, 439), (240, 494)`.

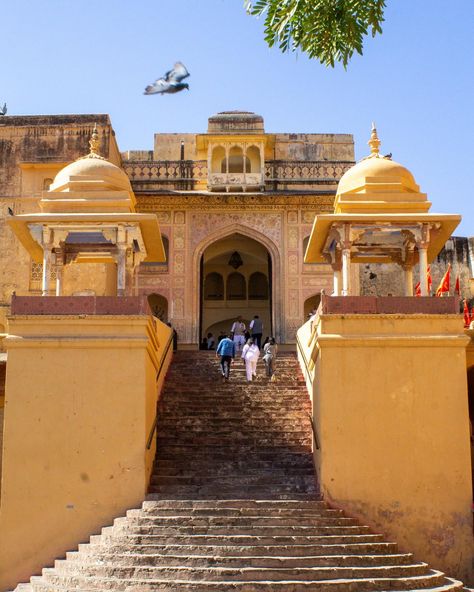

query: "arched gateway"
(191, 225), (282, 346)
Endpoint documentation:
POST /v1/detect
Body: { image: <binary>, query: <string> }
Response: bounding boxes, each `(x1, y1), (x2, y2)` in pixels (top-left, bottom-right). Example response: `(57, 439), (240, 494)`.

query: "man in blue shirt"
(215, 333), (235, 380)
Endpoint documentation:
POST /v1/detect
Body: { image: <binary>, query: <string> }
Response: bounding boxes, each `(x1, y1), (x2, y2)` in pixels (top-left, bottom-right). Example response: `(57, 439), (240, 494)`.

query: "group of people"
(215, 315), (278, 382)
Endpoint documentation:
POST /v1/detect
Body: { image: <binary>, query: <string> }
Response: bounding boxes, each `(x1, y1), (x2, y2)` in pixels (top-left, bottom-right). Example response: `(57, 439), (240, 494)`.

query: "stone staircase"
(15, 351), (468, 591)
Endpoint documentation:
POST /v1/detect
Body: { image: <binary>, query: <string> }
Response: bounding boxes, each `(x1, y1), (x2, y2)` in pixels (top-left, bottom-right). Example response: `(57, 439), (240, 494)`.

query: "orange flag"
(463, 300), (471, 327)
(455, 275), (461, 296)
(435, 264), (451, 297)
(414, 265), (432, 297)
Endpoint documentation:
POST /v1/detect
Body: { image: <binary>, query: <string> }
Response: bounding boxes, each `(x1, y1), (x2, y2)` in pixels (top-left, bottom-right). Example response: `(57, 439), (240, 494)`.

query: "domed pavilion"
(304, 124), (461, 296)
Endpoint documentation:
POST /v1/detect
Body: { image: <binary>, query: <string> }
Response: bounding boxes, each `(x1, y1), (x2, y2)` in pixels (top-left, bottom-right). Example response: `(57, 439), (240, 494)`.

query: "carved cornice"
(135, 193), (335, 212)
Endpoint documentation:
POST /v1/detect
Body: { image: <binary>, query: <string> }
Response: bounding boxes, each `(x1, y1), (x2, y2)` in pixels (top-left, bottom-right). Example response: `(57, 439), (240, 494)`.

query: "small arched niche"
(211, 146), (226, 173)
(228, 146), (250, 173)
(304, 294), (321, 319)
(227, 272), (246, 300)
(148, 293), (168, 321)
(246, 146), (261, 173)
(204, 272), (224, 300)
(249, 272), (268, 300)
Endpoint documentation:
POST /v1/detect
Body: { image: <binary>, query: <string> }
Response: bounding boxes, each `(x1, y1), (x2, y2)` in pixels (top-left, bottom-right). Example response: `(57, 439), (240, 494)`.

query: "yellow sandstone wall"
(297, 313), (473, 583)
(0, 314), (172, 591)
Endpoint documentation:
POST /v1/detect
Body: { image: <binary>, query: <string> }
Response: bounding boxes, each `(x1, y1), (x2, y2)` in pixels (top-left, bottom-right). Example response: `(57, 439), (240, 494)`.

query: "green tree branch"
(245, 0), (386, 68)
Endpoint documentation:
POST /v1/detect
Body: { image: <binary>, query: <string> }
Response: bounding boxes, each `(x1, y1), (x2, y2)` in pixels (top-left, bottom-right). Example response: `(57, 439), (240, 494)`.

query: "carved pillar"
(341, 224), (352, 296)
(403, 265), (414, 296)
(225, 145), (230, 192)
(333, 269), (343, 296)
(243, 143), (247, 187)
(417, 224), (430, 297)
(55, 251), (64, 297)
(116, 226), (127, 297)
(42, 228), (53, 296)
(259, 143), (265, 188)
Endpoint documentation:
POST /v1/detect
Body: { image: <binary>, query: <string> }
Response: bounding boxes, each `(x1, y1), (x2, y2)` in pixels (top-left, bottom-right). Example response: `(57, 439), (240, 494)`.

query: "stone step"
(133, 507), (338, 518)
(113, 515), (358, 528)
(48, 562), (430, 582)
(142, 499), (327, 509)
(78, 542), (400, 557)
(111, 524), (373, 537)
(30, 569), (458, 591)
(92, 532), (389, 547)
(63, 552), (415, 568)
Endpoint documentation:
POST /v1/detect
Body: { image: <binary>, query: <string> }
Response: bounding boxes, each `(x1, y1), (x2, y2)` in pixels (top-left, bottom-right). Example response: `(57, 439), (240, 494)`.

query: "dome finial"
(80, 123), (105, 161)
(368, 122), (381, 157)
(89, 123), (100, 156)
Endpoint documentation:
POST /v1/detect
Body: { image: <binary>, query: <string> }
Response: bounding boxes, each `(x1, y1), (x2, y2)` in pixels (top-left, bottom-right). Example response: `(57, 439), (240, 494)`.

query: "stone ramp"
(13, 351), (469, 591)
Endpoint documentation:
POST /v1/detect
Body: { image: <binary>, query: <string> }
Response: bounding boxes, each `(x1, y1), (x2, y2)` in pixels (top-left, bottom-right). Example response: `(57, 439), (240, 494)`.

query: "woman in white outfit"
(241, 338), (260, 382)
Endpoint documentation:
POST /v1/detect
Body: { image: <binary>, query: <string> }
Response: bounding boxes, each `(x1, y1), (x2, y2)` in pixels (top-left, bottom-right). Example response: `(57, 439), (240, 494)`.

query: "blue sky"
(2, 0), (473, 234)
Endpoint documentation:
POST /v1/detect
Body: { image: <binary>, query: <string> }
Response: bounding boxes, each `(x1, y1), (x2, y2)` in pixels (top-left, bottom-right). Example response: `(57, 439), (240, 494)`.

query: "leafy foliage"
(245, 0), (386, 68)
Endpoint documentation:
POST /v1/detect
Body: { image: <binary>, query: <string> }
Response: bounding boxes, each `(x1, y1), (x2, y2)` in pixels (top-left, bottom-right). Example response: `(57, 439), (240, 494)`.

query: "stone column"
(41, 228), (53, 296)
(333, 270), (342, 296)
(116, 226), (127, 297)
(417, 224), (430, 297)
(117, 246), (127, 297)
(341, 224), (352, 296)
(55, 255), (64, 297)
(259, 143), (265, 188)
(243, 143), (247, 187)
(404, 265), (414, 296)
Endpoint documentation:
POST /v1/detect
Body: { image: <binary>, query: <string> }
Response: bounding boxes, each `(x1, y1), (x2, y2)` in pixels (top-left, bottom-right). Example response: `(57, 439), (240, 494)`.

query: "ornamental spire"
(80, 123), (105, 161)
(89, 123), (100, 156)
(368, 122), (381, 157)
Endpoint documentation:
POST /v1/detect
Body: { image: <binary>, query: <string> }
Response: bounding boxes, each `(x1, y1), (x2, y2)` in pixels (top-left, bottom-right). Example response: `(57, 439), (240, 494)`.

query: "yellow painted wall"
(297, 313), (473, 583)
(0, 314), (172, 591)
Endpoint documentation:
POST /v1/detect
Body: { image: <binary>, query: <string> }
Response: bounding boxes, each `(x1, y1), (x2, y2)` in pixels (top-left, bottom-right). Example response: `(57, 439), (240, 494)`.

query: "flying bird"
(144, 62), (190, 95)
(0, 103), (7, 116)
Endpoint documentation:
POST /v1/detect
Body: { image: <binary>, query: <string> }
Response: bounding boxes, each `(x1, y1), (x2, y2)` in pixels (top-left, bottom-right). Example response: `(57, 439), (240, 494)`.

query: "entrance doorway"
(200, 233), (272, 343)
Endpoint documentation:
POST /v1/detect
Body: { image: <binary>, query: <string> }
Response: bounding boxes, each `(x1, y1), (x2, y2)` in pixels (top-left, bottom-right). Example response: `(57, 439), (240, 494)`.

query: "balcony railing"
(123, 159), (354, 192)
(208, 172), (263, 189)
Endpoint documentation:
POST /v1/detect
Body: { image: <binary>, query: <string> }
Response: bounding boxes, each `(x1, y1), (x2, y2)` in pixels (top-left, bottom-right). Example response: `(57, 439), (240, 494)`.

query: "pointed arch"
(191, 223), (282, 344)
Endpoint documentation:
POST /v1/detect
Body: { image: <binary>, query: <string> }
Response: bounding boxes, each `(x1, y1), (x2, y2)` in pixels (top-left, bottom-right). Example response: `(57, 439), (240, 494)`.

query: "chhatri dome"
(49, 125), (132, 194)
(41, 125), (135, 213)
(334, 124), (430, 214)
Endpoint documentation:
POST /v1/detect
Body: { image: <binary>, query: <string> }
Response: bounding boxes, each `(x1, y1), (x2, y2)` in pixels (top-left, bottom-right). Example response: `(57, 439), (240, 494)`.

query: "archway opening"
(147, 293), (168, 322)
(304, 294), (321, 320)
(200, 233), (272, 343)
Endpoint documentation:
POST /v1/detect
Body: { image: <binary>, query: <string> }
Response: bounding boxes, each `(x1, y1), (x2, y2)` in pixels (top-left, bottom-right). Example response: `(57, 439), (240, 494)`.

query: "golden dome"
(337, 155), (419, 196)
(50, 155), (132, 193)
(334, 124), (429, 214)
(49, 125), (132, 193)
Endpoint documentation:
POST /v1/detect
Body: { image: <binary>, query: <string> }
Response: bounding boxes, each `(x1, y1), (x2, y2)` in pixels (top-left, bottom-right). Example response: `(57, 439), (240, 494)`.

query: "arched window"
(248, 272), (269, 300)
(204, 272), (224, 300)
(227, 272), (246, 300)
(43, 178), (53, 190)
(211, 146), (225, 173)
(246, 146), (261, 173)
(227, 146), (251, 173)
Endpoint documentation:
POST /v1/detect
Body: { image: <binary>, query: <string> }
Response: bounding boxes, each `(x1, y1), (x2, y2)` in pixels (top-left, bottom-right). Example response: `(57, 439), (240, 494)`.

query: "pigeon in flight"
(0, 103), (7, 116)
(144, 62), (190, 95)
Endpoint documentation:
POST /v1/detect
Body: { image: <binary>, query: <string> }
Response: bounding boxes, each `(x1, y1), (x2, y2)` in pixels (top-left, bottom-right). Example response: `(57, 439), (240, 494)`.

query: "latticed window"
(29, 261), (57, 291)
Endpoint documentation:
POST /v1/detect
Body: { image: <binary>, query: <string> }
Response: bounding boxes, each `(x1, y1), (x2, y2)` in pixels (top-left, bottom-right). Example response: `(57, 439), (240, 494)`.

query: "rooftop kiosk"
(0, 129), (172, 591)
(299, 126), (473, 583)
(7, 125), (165, 296)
